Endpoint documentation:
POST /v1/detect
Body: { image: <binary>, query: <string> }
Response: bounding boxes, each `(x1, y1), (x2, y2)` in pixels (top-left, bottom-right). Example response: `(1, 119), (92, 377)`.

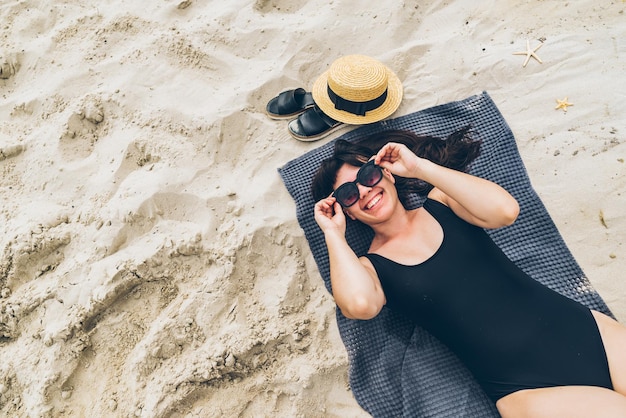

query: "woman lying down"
(311, 127), (626, 418)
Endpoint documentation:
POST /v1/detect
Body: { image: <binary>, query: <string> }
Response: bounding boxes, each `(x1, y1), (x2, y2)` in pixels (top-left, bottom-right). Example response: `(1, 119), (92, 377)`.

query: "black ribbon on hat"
(327, 85), (388, 116)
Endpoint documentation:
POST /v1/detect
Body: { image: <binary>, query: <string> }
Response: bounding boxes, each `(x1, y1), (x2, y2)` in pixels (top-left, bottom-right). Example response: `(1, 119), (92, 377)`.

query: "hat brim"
(311, 67), (403, 125)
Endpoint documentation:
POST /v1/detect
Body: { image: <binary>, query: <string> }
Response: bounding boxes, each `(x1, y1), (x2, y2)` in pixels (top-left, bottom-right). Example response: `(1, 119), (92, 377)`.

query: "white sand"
(0, 1), (624, 416)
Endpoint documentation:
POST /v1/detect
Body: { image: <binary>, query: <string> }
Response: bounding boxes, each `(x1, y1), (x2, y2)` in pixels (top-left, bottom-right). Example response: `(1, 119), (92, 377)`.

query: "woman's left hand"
(374, 142), (423, 178)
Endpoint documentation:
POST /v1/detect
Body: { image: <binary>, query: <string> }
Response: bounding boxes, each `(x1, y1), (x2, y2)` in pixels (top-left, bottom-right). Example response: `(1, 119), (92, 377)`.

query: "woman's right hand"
(314, 196), (346, 235)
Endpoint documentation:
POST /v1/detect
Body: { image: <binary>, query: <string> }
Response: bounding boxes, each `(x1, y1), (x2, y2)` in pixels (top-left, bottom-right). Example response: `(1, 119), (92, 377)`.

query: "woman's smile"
(365, 191), (383, 210)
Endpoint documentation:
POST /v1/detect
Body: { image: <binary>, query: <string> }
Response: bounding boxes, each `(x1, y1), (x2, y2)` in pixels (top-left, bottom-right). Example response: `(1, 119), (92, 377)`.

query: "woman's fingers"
(314, 197), (346, 233)
(374, 143), (412, 174)
(375, 142), (404, 165)
(315, 197), (338, 221)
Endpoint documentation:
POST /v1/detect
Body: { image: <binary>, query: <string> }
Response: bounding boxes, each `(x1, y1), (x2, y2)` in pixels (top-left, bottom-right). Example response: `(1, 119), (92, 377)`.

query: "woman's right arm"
(314, 197), (386, 320)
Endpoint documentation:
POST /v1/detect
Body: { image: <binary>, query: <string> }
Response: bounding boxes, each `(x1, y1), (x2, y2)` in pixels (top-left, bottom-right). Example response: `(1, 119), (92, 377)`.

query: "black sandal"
(287, 106), (344, 142)
(266, 88), (315, 119)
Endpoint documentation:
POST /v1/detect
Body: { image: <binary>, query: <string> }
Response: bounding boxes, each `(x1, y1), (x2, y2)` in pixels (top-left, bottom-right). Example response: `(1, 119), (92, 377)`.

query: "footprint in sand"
(0, 53), (19, 80)
(0, 216), (70, 340)
(0, 144), (24, 161)
(253, 0), (308, 13)
(112, 138), (160, 188)
(59, 96), (106, 159)
(0, 219), (71, 292)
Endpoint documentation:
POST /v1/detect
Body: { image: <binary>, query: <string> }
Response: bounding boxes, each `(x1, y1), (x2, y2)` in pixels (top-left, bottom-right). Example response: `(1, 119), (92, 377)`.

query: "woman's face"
(333, 163), (398, 222)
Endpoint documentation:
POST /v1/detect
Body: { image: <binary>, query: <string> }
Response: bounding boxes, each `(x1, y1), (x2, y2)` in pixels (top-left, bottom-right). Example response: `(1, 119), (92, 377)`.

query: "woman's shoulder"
(425, 188), (449, 207)
(422, 194), (473, 230)
(423, 194), (454, 216)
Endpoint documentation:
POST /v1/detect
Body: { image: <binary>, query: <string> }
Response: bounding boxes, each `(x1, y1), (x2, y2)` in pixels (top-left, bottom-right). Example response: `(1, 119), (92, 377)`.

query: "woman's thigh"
(592, 310), (626, 395)
(496, 386), (626, 418)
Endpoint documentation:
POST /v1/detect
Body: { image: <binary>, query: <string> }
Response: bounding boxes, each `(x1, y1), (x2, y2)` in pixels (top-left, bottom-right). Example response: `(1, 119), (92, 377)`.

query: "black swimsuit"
(364, 199), (613, 402)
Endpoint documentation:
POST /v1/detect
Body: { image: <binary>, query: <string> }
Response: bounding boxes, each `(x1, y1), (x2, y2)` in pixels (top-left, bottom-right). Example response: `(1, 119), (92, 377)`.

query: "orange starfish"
(555, 97), (574, 112)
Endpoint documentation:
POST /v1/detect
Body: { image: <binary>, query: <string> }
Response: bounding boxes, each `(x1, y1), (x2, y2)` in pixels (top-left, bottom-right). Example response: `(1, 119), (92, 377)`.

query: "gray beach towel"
(278, 91), (612, 417)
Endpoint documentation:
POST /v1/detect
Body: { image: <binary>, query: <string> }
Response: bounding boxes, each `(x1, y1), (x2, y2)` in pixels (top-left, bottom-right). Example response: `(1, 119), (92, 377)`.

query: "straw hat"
(312, 54), (403, 125)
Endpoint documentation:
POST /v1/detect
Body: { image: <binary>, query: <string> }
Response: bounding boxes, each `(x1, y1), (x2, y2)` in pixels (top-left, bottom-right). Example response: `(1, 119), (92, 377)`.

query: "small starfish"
(513, 39), (543, 67)
(555, 97), (573, 112)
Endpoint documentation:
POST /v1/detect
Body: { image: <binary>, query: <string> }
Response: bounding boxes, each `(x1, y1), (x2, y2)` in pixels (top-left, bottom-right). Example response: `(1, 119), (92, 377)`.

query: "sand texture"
(0, 0), (624, 416)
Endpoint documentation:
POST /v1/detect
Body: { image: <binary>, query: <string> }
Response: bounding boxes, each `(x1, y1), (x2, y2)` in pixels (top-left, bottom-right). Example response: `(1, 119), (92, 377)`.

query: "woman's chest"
(371, 210), (445, 266)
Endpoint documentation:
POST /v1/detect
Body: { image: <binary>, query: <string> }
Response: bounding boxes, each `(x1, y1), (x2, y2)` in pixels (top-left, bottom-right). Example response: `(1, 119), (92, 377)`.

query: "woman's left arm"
(375, 142), (519, 229)
(422, 160), (519, 229)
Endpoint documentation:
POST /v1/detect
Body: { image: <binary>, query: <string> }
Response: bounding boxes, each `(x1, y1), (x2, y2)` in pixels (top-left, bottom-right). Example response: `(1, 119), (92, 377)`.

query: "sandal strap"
(312, 106), (338, 127)
(295, 106), (339, 135)
(275, 89), (299, 111)
(276, 88), (311, 113)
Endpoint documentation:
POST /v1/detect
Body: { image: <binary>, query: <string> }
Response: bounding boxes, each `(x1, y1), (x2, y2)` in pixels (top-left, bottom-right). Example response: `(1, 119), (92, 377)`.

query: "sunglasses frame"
(332, 160), (384, 208)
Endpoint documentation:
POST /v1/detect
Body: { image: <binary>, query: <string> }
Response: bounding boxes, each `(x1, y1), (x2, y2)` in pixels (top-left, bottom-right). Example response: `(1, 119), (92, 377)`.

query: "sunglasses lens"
(332, 162), (383, 208)
(359, 163), (383, 187)
(334, 184), (359, 207)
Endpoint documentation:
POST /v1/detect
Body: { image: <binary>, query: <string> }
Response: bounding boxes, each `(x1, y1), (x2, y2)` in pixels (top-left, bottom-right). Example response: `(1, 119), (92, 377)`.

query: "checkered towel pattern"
(278, 92), (612, 417)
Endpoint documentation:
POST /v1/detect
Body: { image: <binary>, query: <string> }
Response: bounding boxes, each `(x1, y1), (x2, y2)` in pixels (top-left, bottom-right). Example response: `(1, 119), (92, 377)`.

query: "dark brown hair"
(311, 126), (481, 207)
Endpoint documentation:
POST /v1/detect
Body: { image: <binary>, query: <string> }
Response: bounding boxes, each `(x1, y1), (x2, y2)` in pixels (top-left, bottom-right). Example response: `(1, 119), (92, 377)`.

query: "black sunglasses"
(333, 160), (384, 208)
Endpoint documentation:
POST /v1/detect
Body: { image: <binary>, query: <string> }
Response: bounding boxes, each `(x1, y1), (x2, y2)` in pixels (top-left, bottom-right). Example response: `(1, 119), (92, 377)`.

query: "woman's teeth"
(366, 194), (382, 209)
